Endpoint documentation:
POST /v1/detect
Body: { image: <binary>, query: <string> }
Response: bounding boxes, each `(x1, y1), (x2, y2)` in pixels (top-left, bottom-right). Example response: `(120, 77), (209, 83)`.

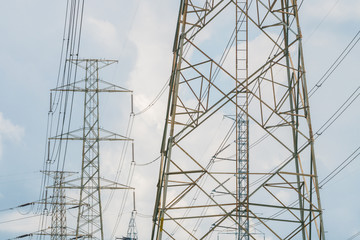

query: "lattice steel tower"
(125, 191), (139, 240)
(47, 171), (71, 240)
(152, 0), (325, 239)
(51, 59), (133, 240)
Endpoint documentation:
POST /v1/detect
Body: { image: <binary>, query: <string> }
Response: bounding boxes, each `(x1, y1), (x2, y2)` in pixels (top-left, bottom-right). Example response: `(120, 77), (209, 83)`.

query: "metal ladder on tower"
(235, 1), (249, 240)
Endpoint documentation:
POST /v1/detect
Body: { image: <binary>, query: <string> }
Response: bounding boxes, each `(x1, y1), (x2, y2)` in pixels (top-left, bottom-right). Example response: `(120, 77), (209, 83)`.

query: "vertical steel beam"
(235, 0), (249, 239)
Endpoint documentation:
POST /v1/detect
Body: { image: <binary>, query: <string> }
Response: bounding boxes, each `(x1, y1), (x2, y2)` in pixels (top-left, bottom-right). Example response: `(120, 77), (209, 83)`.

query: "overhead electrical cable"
(37, 0), (72, 212)
(315, 86), (360, 136)
(104, 112), (135, 211)
(135, 156), (161, 166)
(134, 79), (170, 116)
(0, 215), (39, 225)
(309, 29), (360, 97)
(111, 161), (136, 239)
(304, 0), (343, 43)
(319, 145), (360, 188)
(36, 0), (86, 238)
(0, 202), (35, 213)
(347, 231), (360, 240)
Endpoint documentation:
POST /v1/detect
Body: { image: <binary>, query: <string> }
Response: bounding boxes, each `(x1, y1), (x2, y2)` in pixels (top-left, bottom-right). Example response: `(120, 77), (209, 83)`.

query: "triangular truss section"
(49, 128), (133, 141)
(51, 79), (132, 93)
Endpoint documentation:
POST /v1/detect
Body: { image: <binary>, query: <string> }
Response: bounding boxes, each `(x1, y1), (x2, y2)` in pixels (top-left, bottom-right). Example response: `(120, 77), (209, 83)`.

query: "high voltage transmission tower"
(50, 59), (134, 240)
(48, 171), (68, 240)
(45, 170), (77, 240)
(152, 0), (325, 239)
(11, 171), (79, 240)
(116, 191), (138, 240)
(125, 191), (139, 240)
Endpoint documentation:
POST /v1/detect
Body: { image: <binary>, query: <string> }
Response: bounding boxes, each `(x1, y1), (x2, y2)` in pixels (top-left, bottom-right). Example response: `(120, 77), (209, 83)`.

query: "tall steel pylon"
(51, 59), (133, 240)
(50, 171), (67, 240)
(21, 170), (80, 240)
(46, 171), (76, 240)
(120, 191), (139, 240)
(152, 0), (325, 239)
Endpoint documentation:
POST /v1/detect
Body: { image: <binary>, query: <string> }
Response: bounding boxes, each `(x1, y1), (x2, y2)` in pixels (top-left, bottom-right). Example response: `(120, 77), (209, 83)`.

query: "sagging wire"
(315, 86), (359, 136)
(347, 231), (360, 240)
(134, 79), (170, 116)
(104, 111), (135, 211)
(319, 145), (360, 189)
(309, 29), (360, 97)
(303, 0), (343, 44)
(135, 156), (161, 166)
(0, 214), (39, 225)
(110, 161), (136, 239)
(36, 0), (86, 238)
(0, 202), (35, 214)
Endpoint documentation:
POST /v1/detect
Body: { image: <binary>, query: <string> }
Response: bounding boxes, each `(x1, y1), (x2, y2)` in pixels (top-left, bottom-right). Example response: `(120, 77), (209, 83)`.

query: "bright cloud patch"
(83, 17), (122, 57)
(0, 112), (24, 159)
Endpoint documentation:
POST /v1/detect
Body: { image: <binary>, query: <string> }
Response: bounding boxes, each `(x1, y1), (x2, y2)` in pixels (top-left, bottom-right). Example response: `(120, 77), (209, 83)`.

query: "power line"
(315, 86), (360, 136)
(135, 156), (160, 166)
(309, 29), (360, 97)
(0, 215), (39, 225)
(319, 145), (360, 188)
(111, 162), (136, 239)
(304, 0), (343, 43)
(134, 78), (170, 116)
(347, 231), (360, 240)
(0, 203), (35, 213)
(36, 0), (86, 237)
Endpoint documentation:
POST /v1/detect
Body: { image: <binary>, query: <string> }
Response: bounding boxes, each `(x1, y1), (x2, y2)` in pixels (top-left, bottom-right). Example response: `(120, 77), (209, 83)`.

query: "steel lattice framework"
(51, 59), (133, 240)
(152, 0), (325, 239)
(50, 171), (68, 240)
(29, 171), (80, 239)
(126, 192), (139, 240)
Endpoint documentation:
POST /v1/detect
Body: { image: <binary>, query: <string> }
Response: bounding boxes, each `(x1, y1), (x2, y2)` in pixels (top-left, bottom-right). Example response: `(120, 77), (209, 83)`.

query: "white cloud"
(0, 112), (24, 142)
(0, 113), (24, 160)
(86, 17), (118, 45)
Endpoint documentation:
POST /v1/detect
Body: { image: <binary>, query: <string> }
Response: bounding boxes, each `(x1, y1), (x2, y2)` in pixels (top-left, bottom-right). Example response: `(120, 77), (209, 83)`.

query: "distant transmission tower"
(46, 171), (77, 240)
(51, 59), (133, 240)
(152, 1), (325, 239)
(126, 191), (139, 240)
(117, 191), (138, 240)
(50, 171), (67, 240)
(18, 170), (79, 240)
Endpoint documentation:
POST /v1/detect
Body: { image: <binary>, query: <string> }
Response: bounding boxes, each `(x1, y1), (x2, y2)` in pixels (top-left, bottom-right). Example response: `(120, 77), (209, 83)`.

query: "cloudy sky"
(0, 0), (359, 239)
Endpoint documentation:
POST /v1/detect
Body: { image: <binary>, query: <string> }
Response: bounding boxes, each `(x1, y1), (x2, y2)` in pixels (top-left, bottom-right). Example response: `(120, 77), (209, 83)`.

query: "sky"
(0, 0), (359, 239)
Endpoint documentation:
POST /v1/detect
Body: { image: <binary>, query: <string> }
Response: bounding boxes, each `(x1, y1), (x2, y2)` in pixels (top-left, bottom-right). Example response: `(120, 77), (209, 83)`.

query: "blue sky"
(0, 0), (359, 239)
